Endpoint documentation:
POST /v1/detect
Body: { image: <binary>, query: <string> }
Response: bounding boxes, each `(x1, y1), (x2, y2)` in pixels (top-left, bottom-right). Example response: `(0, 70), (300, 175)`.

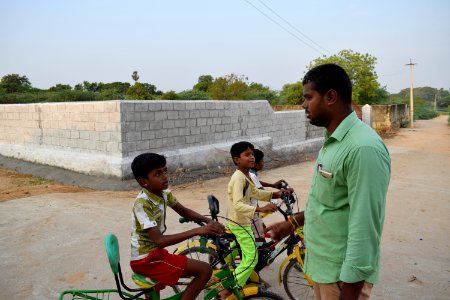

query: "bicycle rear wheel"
(282, 259), (314, 300)
(243, 290), (284, 300)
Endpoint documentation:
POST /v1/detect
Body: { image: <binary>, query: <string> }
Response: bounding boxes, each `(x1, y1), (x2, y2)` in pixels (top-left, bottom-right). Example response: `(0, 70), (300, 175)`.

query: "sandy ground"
(0, 115), (449, 300)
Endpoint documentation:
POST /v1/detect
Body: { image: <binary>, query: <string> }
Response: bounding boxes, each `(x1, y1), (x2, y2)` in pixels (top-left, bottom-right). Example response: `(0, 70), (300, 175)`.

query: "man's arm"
(265, 211), (304, 241)
(339, 146), (390, 284)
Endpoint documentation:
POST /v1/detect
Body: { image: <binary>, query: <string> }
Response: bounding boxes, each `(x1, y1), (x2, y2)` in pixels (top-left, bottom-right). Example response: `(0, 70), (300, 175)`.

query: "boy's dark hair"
(131, 153), (166, 181)
(254, 149), (264, 164)
(230, 141), (255, 165)
(302, 63), (352, 103)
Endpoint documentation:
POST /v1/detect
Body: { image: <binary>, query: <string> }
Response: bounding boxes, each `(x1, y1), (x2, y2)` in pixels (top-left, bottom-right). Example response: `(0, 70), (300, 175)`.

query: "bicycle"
(174, 186), (314, 300)
(59, 196), (284, 300)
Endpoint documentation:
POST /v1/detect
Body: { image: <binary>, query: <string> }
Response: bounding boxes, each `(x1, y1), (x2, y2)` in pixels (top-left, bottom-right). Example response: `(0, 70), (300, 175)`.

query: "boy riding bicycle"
(249, 148), (294, 243)
(130, 153), (224, 300)
(225, 142), (288, 296)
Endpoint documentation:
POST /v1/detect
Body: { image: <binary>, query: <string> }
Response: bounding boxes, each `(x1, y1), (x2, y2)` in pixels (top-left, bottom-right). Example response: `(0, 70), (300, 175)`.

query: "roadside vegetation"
(1, 49), (448, 120)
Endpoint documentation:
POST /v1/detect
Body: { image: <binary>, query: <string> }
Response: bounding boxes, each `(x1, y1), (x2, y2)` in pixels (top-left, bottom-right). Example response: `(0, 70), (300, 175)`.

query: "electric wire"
(243, 0), (327, 56)
(255, 0), (332, 55)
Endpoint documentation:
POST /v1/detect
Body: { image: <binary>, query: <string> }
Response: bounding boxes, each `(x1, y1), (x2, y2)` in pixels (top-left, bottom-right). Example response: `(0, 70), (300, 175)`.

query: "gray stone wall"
(368, 104), (409, 133)
(0, 100), (323, 181)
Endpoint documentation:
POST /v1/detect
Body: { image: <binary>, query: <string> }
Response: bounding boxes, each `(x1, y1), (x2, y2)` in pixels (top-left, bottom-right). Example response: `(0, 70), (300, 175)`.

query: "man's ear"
(232, 156), (240, 165)
(325, 89), (338, 106)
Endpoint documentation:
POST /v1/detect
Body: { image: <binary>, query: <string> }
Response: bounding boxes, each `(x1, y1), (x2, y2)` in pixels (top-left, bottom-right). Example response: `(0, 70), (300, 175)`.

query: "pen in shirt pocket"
(317, 163), (333, 179)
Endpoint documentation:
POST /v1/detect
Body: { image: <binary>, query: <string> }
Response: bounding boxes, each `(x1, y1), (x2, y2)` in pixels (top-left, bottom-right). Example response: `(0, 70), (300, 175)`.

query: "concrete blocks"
(0, 100), (323, 181)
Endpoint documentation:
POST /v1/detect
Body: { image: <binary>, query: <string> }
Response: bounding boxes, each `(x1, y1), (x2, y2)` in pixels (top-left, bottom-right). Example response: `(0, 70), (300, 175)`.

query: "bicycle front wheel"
(243, 290), (284, 300)
(282, 259), (314, 300)
(174, 246), (222, 294)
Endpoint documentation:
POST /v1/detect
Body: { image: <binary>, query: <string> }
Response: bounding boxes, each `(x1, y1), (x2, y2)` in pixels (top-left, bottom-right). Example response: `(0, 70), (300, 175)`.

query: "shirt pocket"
(315, 171), (337, 208)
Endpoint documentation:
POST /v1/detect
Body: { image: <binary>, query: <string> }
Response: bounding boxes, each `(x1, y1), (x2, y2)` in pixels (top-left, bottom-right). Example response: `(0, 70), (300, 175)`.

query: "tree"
(208, 73), (248, 100)
(193, 75), (213, 92)
(245, 83), (278, 103)
(126, 83), (153, 100)
(132, 71), (139, 83)
(307, 49), (379, 104)
(141, 83), (162, 95)
(82, 81), (100, 92)
(99, 82), (131, 94)
(0, 74), (32, 93)
(177, 89), (209, 100)
(160, 90), (178, 100)
(372, 86), (390, 104)
(49, 84), (72, 92)
(279, 82), (303, 105)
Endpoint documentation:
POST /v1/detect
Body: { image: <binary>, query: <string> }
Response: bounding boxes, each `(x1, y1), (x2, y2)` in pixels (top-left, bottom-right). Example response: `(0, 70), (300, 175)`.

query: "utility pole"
(405, 58), (417, 128)
(434, 92), (437, 111)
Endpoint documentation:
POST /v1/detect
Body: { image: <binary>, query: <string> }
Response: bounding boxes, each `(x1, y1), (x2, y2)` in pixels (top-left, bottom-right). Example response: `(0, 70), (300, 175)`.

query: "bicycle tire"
(174, 246), (222, 294)
(282, 259), (314, 300)
(243, 290), (284, 300)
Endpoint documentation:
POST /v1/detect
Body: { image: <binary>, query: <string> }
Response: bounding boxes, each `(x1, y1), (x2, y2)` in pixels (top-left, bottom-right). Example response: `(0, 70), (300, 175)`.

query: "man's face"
(141, 166), (169, 194)
(234, 147), (255, 169)
(302, 82), (329, 127)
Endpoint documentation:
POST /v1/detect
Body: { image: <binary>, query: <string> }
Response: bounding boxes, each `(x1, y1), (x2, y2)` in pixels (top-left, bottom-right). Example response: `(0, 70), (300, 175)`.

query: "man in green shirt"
(266, 64), (391, 300)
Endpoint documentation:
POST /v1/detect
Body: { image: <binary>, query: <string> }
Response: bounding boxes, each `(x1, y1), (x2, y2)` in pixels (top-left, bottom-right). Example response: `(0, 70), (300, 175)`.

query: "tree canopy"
(307, 49), (379, 104)
(208, 74), (249, 100)
(0, 74), (32, 93)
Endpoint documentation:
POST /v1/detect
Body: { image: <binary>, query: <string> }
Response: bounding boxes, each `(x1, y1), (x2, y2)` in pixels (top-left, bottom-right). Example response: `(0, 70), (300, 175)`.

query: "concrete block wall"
(0, 100), (323, 181)
(370, 104), (409, 133)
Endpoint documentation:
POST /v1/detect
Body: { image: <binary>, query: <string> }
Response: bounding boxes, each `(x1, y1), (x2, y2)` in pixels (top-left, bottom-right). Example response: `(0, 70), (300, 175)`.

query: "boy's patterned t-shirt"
(130, 188), (177, 261)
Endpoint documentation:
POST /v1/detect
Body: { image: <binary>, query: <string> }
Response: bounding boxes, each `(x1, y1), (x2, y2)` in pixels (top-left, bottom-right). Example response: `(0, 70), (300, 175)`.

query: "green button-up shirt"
(304, 112), (391, 284)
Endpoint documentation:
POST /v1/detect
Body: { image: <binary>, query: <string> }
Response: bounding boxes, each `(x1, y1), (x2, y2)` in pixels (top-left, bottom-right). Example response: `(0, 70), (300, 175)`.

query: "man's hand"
(265, 220), (292, 242)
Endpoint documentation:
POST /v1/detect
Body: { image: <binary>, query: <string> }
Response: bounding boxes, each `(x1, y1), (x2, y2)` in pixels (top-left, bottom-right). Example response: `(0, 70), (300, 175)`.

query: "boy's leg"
(180, 258), (212, 300)
(227, 224), (257, 287)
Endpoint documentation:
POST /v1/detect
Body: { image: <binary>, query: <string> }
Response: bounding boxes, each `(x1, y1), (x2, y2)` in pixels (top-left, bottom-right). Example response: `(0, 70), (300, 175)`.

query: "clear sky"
(1, 0), (449, 94)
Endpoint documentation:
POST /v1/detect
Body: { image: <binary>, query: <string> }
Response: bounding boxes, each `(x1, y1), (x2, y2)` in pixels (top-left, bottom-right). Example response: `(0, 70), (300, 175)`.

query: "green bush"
(414, 105), (438, 120)
(0, 90), (100, 104)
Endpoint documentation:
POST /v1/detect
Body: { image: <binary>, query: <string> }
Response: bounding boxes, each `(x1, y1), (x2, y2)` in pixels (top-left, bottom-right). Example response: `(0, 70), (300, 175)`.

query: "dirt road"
(0, 116), (449, 299)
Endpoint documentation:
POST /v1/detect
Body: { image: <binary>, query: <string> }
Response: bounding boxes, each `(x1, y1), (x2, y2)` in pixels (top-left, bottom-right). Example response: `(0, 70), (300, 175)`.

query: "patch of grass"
(12, 175), (54, 187)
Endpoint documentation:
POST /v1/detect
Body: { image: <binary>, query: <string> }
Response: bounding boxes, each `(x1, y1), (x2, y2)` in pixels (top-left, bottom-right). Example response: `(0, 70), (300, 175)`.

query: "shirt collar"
(141, 188), (167, 205)
(325, 111), (359, 142)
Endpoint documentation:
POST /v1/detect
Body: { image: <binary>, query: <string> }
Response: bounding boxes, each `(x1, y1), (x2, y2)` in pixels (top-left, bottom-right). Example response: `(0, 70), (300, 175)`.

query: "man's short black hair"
(302, 63), (352, 103)
(230, 141), (255, 164)
(131, 153), (166, 181)
(254, 149), (264, 164)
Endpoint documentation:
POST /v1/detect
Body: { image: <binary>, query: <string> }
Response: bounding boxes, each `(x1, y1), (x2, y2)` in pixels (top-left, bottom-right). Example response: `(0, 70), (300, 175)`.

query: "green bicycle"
(174, 192), (314, 300)
(59, 196), (283, 300)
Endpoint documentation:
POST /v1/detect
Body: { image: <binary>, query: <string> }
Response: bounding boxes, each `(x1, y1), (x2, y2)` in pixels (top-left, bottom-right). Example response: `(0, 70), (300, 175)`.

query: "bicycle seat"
(105, 234), (159, 294)
(131, 273), (158, 289)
